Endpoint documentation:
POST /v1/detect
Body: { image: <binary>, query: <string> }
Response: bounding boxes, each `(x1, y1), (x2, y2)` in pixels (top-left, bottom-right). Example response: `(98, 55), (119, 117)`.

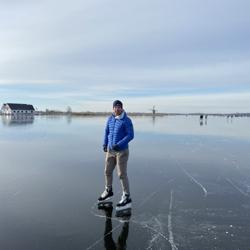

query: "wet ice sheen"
(1, 115), (250, 249)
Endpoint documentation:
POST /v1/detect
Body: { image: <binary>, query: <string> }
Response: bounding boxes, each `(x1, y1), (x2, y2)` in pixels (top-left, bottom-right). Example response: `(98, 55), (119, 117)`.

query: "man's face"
(113, 105), (123, 116)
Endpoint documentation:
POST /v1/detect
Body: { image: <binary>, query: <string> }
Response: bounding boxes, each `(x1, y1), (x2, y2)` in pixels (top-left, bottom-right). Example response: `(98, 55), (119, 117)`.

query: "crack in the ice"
(86, 223), (122, 250)
(88, 183), (175, 249)
(134, 218), (169, 243)
(182, 167), (208, 197)
(168, 190), (178, 250)
(144, 216), (165, 249)
(226, 178), (249, 197)
(137, 178), (175, 209)
(168, 154), (208, 197)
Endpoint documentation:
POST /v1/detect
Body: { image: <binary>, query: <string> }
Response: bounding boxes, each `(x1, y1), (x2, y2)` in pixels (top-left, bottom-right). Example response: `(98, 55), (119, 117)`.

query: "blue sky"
(1, 0), (250, 112)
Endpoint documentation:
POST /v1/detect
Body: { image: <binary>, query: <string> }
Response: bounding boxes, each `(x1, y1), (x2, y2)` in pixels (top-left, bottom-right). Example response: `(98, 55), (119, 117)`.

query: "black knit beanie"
(113, 100), (123, 108)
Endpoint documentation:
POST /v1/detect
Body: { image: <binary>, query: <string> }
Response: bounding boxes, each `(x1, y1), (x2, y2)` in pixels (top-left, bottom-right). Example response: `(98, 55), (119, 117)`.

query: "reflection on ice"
(88, 205), (130, 250)
(1, 115), (250, 249)
(133, 115), (250, 138)
(1, 114), (34, 126)
(103, 207), (129, 250)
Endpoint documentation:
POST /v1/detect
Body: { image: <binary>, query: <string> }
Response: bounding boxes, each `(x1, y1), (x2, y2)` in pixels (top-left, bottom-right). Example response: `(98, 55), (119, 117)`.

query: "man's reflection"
(66, 114), (72, 124)
(152, 115), (156, 126)
(100, 206), (130, 250)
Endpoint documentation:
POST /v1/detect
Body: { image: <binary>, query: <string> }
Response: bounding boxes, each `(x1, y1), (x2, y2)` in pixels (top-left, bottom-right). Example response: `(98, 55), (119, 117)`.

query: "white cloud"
(0, 0), (250, 111)
(72, 92), (250, 113)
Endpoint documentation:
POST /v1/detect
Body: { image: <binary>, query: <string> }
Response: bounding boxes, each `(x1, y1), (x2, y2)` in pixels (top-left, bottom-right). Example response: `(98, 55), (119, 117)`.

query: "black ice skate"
(116, 193), (132, 212)
(98, 187), (113, 205)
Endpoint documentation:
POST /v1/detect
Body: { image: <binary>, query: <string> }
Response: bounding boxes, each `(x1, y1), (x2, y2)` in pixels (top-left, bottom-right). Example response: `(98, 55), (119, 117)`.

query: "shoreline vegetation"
(1, 111), (249, 117)
(40, 111), (250, 117)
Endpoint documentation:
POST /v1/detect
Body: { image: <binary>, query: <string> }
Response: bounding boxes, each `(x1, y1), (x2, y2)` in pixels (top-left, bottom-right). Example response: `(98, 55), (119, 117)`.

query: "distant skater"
(98, 100), (134, 211)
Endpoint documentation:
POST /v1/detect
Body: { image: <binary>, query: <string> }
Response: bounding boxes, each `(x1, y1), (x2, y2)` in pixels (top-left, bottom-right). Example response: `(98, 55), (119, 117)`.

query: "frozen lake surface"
(1, 115), (250, 249)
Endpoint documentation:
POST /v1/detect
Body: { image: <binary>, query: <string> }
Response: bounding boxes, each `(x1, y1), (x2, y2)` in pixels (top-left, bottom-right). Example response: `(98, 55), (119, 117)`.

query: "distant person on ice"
(98, 100), (134, 211)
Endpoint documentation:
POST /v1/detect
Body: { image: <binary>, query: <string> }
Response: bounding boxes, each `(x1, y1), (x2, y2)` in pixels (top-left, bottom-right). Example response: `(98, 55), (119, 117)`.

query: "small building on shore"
(1, 103), (35, 115)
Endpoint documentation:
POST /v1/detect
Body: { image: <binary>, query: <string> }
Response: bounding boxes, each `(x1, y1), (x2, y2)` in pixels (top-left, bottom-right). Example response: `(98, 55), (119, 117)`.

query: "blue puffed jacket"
(103, 111), (134, 151)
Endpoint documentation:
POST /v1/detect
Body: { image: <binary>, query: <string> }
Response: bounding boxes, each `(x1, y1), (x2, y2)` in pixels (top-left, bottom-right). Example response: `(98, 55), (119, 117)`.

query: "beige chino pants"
(105, 148), (130, 194)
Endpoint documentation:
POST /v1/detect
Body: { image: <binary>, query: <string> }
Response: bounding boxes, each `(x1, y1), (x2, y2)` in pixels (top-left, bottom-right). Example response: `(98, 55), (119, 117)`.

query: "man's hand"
(103, 145), (107, 152)
(112, 144), (120, 151)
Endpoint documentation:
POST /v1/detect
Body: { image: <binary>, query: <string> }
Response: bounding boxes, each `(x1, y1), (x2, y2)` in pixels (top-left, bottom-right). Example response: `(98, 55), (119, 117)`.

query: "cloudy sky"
(1, 0), (250, 113)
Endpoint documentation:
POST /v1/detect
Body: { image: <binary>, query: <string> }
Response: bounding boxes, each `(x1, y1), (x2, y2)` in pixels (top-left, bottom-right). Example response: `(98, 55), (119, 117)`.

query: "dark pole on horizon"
(149, 106), (157, 116)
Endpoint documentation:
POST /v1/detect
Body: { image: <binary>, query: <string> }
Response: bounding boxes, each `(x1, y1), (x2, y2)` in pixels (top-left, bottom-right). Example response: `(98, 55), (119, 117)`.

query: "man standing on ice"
(98, 100), (134, 211)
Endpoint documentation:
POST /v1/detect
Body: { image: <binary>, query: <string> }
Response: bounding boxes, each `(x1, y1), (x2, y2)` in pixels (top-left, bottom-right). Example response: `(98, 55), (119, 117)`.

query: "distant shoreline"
(1, 111), (250, 117)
